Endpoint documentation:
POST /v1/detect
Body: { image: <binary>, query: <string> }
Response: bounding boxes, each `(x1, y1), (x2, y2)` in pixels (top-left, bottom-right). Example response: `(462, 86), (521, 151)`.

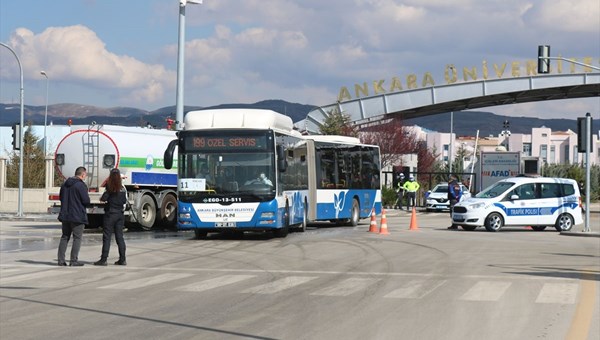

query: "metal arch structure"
(303, 72), (600, 134)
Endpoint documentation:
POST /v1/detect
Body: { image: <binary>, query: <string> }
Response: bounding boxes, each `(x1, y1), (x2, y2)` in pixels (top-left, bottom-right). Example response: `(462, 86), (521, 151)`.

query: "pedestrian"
(447, 174), (463, 229)
(94, 168), (128, 266)
(57, 166), (90, 267)
(402, 175), (420, 210)
(395, 173), (405, 210)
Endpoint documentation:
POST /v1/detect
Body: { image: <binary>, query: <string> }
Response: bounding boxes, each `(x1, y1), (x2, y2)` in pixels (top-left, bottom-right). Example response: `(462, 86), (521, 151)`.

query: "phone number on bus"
(202, 197), (243, 203)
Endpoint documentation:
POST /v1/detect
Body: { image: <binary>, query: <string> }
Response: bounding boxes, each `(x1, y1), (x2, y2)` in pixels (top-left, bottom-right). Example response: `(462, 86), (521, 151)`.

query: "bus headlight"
(261, 212), (275, 218)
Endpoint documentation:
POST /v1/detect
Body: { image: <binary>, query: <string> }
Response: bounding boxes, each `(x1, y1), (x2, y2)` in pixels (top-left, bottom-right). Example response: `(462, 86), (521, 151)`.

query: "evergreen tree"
(6, 124), (46, 188)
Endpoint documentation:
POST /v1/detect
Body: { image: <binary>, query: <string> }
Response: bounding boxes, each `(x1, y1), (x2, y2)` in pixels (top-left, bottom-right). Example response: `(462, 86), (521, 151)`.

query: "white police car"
(425, 182), (471, 211)
(452, 177), (583, 232)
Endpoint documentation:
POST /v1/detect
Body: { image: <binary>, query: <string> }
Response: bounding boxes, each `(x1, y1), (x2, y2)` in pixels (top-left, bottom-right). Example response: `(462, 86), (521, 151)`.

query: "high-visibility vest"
(403, 180), (420, 192)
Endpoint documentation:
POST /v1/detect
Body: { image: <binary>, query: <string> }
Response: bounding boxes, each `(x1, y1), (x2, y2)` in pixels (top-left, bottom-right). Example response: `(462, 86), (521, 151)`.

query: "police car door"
(501, 183), (539, 226)
(536, 183), (563, 225)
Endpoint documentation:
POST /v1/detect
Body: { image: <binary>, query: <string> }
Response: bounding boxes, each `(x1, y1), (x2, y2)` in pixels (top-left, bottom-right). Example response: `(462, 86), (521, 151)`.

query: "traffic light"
(577, 113), (594, 153)
(11, 124), (21, 150)
(537, 45), (550, 74)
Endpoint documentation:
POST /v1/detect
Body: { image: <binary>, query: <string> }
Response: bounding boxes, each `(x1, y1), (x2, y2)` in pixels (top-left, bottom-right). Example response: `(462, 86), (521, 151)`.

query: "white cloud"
(6, 25), (175, 105)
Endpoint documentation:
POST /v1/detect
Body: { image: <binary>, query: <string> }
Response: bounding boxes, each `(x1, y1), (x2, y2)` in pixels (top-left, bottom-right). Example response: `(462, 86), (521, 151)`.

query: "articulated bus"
(164, 108), (381, 238)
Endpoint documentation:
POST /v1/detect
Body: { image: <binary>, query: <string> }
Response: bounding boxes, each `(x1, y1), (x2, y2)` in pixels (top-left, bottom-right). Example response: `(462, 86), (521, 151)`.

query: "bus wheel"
(274, 205), (290, 238)
(159, 194), (178, 229)
(298, 200), (307, 232)
(554, 213), (574, 232)
(484, 213), (503, 232)
(348, 199), (360, 226)
(138, 195), (156, 230)
(194, 230), (207, 239)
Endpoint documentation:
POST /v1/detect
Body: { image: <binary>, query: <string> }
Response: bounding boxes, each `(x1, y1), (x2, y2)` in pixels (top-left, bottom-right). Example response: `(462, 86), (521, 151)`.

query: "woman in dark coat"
(94, 168), (128, 266)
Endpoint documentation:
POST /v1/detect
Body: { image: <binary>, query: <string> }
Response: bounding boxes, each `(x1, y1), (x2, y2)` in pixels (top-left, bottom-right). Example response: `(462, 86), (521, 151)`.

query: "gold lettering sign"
(337, 57), (599, 102)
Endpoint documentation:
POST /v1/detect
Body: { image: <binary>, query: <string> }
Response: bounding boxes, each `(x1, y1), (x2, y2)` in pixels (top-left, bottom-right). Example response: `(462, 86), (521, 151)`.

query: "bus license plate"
(215, 222), (236, 228)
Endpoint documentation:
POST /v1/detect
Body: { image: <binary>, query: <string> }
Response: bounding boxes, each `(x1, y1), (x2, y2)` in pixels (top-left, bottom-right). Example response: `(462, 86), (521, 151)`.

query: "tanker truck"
(48, 124), (178, 230)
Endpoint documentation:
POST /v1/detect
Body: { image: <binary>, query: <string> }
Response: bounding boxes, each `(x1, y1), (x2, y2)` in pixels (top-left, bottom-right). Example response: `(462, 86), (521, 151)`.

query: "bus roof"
(305, 135), (362, 145)
(184, 108), (300, 135)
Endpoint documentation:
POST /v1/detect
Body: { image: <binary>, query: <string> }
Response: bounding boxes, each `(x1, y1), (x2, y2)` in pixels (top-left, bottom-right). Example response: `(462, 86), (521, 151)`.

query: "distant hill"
(0, 101), (579, 136)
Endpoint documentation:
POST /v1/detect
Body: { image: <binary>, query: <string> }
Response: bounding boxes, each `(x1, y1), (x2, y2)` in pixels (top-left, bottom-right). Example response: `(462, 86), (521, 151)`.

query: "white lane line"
(176, 275), (256, 292)
(310, 278), (380, 297)
(460, 281), (512, 301)
(536, 283), (579, 304)
(384, 280), (446, 299)
(242, 276), (318, 294)
(99, 273), (194, 290)
(0, 269), (65, 285)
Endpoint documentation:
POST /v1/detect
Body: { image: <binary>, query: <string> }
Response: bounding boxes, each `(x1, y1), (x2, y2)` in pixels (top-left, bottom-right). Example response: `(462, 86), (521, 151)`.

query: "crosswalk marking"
(460, 281), (512, 301)
(176, 275), (256, 292)
(535, 283), (578, 304)
(242, 276), (318, 294)
(310, 278), (380, 297)
(384, 280), (446, 299)
(0, 269), (65, 285)
(99, 273), (194, 290)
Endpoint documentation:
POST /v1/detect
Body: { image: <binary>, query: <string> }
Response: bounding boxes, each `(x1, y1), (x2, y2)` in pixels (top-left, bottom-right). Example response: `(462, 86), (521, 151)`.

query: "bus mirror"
(164, 139), (178, 170)
(276, 145), (288, 172)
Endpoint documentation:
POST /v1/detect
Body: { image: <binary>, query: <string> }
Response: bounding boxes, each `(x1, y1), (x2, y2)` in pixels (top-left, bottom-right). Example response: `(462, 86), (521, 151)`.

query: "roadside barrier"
(409, 207), (419, 231)
(379, 209), (390, 235)
(368, 209), (378, 233)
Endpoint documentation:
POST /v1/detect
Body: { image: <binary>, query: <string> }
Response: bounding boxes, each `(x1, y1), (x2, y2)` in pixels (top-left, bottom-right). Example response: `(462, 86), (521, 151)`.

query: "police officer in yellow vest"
(402, 175), (420, 210)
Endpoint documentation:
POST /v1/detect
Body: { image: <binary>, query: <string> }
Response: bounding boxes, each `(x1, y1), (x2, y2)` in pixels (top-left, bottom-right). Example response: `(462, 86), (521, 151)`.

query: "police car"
(452, 177), (583, 232)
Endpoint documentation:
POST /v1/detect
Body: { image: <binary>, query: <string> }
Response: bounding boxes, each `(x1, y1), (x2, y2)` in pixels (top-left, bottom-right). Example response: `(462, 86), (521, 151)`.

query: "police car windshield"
(475, 182), (515, 198)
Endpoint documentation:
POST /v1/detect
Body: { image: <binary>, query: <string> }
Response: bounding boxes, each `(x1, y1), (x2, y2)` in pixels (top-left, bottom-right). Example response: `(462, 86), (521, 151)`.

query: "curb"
(560, 231), (600, 238)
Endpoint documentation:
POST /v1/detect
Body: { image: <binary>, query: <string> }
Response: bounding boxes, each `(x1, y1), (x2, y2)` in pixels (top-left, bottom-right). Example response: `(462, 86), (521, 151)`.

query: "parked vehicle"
(48, 124), (178, 230)
(452, 177), (583, 232)
(425, 182), (471, 211)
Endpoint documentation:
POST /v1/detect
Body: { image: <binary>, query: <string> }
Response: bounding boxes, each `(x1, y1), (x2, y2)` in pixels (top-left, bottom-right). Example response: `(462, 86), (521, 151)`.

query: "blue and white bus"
(164, 109), (381, 238)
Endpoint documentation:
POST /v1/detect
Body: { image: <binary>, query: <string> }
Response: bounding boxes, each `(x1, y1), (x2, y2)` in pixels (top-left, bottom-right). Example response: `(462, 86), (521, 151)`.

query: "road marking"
(0, 269), (65, 285)
(566, 272), (597, 340)
(310, 278), (380, 297)
(242, 276), (318, 294)
(535, 283), (578, 304)
(460, 281), (511, 301)
(384, 280), (446, 299)
(176, 274), (256, 292)
(99, 273), (194, 289)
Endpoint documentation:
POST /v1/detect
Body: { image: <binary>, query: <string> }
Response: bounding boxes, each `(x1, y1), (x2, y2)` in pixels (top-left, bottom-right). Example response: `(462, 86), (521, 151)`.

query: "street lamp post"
(175, 0), (202, 131)
(1, 42), (25, 217)
(41, 71), (49, 155)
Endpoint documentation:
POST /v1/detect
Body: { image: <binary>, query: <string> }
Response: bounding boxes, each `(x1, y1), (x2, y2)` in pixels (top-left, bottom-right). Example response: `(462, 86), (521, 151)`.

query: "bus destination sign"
(186, 136), (267, 151)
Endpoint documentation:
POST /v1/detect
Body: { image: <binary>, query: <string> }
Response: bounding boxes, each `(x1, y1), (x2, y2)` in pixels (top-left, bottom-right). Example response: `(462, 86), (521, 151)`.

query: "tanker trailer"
(48, 124), (178, 230)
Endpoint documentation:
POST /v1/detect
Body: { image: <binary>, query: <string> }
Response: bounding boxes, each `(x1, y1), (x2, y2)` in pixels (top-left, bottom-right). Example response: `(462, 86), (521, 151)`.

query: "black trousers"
(449, 198), (458, 226)
(101, 212), (126, 261)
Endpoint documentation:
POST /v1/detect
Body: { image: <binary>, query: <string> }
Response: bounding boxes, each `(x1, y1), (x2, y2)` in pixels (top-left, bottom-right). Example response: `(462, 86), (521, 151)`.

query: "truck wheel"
(554, 213), (574, 232)
(86, 215), (103, 229)
(159, 194), (178, 229)
(138, 195), (156, 230)
(484, 212), (503, 232)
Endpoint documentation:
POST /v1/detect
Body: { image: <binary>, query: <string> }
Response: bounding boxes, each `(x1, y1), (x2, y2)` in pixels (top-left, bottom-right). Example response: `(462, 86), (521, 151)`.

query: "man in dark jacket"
(447, 174), (462, 230)
(57, 166), (90, 266)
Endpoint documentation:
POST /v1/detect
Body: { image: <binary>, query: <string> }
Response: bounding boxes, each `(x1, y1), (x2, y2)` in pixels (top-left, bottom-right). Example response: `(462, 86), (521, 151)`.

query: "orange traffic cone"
(368, 209), (378, 233)
(379, 209), (390, 235)
(409, 206), (419, 231)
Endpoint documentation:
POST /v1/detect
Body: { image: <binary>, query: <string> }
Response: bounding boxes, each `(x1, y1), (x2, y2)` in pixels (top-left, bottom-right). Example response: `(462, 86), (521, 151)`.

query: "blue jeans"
(57, 222), (85, 263)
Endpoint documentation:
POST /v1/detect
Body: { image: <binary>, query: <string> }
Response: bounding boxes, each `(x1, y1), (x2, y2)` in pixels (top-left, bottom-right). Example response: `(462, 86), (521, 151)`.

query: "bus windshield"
(177, 131), (276, 203)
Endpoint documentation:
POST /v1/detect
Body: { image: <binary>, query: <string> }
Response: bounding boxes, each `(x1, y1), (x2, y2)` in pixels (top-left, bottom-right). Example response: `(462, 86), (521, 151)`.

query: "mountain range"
(0, 100), (583, 137)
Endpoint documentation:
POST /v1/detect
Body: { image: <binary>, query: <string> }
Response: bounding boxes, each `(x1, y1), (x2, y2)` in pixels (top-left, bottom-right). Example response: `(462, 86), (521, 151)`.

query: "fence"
(0, 156), (60, 214)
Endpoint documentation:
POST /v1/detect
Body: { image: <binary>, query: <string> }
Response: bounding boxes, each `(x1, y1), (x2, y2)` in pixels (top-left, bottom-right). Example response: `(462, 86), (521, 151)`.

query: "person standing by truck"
(57, 166), (90, 267)
(94, 168), (128, 266)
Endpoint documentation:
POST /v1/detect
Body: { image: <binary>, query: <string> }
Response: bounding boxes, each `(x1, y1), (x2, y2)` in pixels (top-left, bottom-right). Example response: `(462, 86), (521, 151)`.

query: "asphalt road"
(1, 210), (599, 340)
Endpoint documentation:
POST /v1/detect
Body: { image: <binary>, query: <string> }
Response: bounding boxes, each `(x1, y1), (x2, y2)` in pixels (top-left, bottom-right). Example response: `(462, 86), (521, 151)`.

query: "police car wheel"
(554, 213), (574, 232)
(484, 213), (503, 232)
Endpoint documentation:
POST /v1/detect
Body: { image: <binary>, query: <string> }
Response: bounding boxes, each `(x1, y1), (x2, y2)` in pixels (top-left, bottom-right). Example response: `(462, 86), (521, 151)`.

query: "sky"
(1, 0), (599, 120)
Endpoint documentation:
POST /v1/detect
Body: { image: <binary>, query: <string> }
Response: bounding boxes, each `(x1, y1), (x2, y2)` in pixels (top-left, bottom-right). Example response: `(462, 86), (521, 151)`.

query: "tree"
(6, 124), (46, 188)
(360, 117), (420, 169)
(319, 108), (358, 137)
